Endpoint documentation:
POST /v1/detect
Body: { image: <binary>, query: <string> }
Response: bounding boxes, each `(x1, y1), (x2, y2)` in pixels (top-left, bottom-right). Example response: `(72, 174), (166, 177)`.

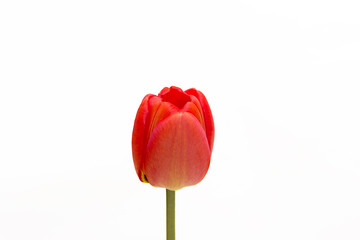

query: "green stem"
(166, 189), (175, 240)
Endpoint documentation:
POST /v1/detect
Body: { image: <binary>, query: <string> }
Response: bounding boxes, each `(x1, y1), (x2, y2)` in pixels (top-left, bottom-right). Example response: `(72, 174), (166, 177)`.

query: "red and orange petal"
(160, 86), (191, 109)
(185, 88), (215, 152)
(133, 96), (178, 182)
(158, 87), (170, 96)
(145, 96), (178, 147)
(131, 94), (154, 181)
(144, 112), (211, 190)
(182, 100), (206, 131)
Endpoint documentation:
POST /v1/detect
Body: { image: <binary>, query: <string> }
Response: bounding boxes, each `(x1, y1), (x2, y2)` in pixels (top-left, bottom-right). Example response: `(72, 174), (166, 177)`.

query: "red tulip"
(132, 86), (214, 190)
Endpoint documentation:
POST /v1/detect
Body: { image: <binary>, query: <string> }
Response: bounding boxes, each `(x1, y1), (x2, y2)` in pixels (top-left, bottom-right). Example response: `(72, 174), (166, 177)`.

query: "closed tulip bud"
(132, 86), (214, 190)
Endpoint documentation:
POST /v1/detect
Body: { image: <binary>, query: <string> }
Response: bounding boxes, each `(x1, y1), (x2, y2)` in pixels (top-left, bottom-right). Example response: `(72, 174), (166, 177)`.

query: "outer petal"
(185, 89), (215, 152)
(145, 96), (178, 144)
(144, 112), (211, 190)
(133, 95), (179, 182)
(131, 94), (153, 181)
(182, 99), (206, 131)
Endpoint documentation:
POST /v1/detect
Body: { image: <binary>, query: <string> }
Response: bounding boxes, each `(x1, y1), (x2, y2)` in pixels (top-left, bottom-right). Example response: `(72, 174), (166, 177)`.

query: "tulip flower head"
(132, 86), (214, 190)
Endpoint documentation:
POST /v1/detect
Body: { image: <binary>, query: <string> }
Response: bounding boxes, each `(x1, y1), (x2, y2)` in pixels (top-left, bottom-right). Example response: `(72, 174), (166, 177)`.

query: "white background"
(1, 1), (360, 239)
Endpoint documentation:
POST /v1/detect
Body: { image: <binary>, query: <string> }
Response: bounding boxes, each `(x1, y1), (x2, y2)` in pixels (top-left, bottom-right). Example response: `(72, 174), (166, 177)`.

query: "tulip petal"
(144, 112), (210, 190)
(160, 86), (191, 109)
(131, 94), (153, 181)
(158, 87), (170, 96)
(145, 96), (178, 147)
(182, 99), (206, 131)
(185, 89), (215, 152)
(132, 96), (178, 182)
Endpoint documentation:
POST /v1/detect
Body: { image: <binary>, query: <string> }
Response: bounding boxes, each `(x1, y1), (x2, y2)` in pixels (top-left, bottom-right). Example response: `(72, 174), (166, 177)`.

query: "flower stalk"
(166, 189), (175, 240)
